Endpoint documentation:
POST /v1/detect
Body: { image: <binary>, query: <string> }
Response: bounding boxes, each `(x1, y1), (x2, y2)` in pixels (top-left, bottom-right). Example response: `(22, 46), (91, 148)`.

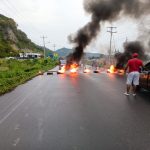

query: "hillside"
(85, 53), (105, 59)
(56, 47), (104, 59)
(56, 47), (73, 57)
(0, 14), (45, 58)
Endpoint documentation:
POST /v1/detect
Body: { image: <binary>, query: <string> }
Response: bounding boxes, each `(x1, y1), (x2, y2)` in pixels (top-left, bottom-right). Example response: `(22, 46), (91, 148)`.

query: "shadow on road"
(138, 89), (150, 102)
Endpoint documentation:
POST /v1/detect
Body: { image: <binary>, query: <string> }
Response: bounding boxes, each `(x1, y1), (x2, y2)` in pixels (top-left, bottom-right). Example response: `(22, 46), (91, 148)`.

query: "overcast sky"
(0, 0), (139, 54)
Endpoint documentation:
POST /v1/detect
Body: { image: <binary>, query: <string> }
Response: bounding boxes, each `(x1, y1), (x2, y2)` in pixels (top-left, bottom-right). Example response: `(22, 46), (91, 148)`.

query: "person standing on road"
(124, 53), (143, 96)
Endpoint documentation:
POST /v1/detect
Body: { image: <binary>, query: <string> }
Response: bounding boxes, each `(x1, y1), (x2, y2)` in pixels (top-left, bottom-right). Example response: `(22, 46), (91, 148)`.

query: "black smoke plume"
(115, 41), (147, 69)
(67, 0), (150, 65)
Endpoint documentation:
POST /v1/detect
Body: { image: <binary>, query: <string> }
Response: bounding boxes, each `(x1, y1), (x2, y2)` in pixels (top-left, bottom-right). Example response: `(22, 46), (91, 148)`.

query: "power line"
(0, 6), (13, 17)
(107, 26), (117, 64)
(41, 36), (47, 59)
(5, 0), (41, 33)
(1, 0), (23, 20)
(0, 0), (42, 43)
(112, 34), (117, 53)
(53, 44), (56, 51)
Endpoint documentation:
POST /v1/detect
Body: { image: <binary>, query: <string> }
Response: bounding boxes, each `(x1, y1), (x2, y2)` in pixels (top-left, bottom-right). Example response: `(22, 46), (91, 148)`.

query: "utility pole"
(107, 27), (117, 64)
(53, 44), (56, 51)
(125, 37), (128, 45)
(126, 37), (128, 43)
(41, 36), (47, 59)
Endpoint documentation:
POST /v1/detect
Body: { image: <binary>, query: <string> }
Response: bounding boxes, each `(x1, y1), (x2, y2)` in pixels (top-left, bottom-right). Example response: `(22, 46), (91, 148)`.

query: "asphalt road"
(0, 69), (150, 150)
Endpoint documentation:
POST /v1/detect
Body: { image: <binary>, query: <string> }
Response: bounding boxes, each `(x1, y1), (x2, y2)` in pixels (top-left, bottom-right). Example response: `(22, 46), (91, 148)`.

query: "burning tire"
(57, 71), (64, 74)
(83, 68), (91, 73)
(38, 71), (44, 75)
(93, 70), (99, 73)
(47, 72), (53, 75)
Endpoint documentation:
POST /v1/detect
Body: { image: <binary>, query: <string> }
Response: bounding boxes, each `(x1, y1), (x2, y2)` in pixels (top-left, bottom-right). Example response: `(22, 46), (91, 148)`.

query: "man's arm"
(141, 61), (144, 68)
(140, 61), (144, 72)
(124, 62), (129, 73)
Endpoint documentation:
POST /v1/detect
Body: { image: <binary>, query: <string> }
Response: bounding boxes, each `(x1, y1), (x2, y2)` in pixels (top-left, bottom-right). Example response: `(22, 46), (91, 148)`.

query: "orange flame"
(58, 65), (66, 73)
(118, 69), (125, 75)
(107, 65), (125, 75)
(107, 65), (116, 73)
(70, 63), (79, 73)
(84, 68), (91, 73)
(70, 68), (77, 73)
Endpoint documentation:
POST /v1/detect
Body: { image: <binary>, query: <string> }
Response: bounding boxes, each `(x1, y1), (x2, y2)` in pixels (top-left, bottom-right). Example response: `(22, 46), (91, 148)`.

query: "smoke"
(115, 41), (147, 69)
(137, 16), (150, 51)
(67, 0), (150, 64)
(116, 16), (150, 69)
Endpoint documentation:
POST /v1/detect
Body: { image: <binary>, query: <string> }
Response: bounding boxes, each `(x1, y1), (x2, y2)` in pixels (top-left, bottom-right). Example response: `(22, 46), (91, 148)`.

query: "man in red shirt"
(124, 53), (143, 96)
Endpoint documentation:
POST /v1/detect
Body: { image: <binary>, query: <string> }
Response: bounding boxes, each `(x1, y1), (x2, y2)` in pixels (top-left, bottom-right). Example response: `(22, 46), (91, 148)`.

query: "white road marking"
(14, 124), (20, 130)
(0, 84), (41, 125)
(38, 118), (44, 141)
(0, 96), (28, 125)
(12, 138), (20, 146)
(0, 95), (23, 114)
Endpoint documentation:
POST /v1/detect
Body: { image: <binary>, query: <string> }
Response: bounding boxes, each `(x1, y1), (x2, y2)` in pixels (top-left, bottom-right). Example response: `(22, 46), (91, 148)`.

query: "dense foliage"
(0, 14), (46, 58)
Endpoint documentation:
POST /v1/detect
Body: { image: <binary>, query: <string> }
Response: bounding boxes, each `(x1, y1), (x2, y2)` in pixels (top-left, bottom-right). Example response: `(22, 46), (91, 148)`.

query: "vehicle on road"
(59, 59), (66, 70)
(139, 62), (150, 91)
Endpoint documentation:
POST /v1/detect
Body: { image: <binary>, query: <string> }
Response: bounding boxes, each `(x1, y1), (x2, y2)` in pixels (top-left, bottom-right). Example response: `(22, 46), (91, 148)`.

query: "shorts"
(126, 71), (140, 86)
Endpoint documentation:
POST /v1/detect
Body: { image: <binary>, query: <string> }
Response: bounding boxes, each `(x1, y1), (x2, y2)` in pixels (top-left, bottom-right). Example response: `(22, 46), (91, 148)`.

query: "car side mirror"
(141, 66), (148, 72)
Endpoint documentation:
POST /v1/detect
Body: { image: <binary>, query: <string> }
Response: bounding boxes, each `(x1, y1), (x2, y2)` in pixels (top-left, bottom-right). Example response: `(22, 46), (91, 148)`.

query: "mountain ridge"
(56, 47), (104, 58)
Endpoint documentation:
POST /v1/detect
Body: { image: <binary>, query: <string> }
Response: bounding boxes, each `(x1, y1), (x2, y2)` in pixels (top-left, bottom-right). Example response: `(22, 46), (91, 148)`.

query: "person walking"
(124, 53), (143, 96)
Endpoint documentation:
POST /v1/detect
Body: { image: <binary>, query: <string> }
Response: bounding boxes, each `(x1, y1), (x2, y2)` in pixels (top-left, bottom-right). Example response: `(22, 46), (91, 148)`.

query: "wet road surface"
(0, 70), (150, 150)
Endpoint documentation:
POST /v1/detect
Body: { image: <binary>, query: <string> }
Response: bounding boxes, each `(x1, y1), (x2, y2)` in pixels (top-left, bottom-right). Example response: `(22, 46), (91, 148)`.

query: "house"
(19, 53), (42, 59)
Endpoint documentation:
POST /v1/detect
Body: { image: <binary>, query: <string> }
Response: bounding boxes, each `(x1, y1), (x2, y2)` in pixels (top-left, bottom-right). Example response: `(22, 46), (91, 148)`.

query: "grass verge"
(0, 58), (58, 95)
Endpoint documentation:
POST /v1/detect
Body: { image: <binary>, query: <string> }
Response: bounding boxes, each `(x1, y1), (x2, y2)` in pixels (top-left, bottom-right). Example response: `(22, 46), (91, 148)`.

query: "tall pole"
(107, 27), (117, 64)
(41, 36), (47, 59)
(53, 44), (56, 51)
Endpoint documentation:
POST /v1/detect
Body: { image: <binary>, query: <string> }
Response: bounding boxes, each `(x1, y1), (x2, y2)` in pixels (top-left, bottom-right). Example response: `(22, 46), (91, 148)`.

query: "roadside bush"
(0, 58), (57, 95)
